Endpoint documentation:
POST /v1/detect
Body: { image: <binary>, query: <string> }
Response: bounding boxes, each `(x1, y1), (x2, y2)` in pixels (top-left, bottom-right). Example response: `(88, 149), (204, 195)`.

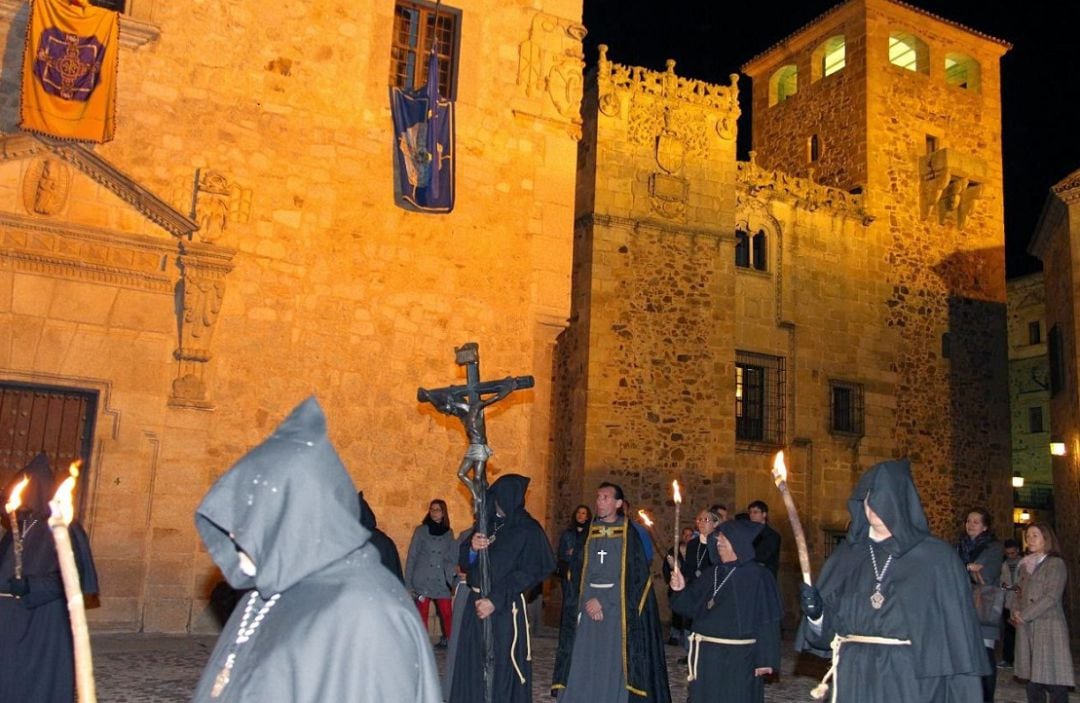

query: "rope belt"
(811, 633), (912, 703)
(471, 589), (534, 685)
(686, 632), (756, 682)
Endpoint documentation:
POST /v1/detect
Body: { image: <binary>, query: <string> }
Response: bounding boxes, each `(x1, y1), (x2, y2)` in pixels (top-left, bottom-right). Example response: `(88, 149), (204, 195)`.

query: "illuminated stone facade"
(557, 0), (1012, 616)
(0, 0), (583, 632)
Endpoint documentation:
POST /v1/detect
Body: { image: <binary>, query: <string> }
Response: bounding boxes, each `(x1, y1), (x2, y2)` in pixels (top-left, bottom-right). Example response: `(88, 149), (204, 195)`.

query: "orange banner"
(20, 0), (119, 143)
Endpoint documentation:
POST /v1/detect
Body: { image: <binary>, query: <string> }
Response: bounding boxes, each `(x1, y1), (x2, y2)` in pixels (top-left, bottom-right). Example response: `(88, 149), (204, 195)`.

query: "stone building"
(1005, 273), (1053, 528)
(1028, 170), (1080, 636)
(555, 0), (1013, 613)
(0, 0), (584, 632)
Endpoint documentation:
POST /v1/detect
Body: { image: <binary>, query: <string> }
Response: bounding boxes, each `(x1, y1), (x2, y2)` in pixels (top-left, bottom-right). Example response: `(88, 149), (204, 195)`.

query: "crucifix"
(418, 342), (533, 703)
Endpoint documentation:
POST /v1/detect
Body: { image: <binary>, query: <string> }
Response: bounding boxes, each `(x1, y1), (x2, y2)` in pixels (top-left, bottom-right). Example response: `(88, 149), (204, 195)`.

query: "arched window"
(735, 229), (768, 271)
(889, 32), (929, 74)
(945, 52), (980, 91)
(812, 35), (846, 82)
(768, 65), (798, 106)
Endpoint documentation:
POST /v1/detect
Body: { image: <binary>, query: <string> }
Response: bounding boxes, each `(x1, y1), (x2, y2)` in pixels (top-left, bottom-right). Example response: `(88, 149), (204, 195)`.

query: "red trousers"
(415, 596), (453, 639)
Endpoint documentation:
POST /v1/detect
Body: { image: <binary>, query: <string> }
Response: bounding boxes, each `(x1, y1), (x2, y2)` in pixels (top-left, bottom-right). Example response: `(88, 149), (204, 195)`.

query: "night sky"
(583, 0), (1080, 278)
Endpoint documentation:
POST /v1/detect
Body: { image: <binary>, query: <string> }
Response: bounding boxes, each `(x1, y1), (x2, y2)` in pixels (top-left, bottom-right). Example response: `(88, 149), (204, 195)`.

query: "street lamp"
(1049, 441), (1066, 456)
(1011, 472), (1025, 488)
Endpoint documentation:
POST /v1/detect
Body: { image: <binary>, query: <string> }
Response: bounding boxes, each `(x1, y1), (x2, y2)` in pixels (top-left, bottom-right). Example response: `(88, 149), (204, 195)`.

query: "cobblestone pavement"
(93, 628), (1072, 702)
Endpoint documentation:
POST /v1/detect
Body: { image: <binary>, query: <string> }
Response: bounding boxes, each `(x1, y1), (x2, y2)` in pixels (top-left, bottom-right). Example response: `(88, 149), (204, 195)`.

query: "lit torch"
(637, 509), (660, 562)
(672, 480), (682, 576)
(49, 460), (96, 703)
(636, 509), (654, 528)
(5, 475), (29, 581)
(771, 451), (812, 585)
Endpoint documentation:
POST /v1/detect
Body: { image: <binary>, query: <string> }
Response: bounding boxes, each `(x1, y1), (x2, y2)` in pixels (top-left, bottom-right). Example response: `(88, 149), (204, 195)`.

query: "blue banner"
(390, 52), (455, 213)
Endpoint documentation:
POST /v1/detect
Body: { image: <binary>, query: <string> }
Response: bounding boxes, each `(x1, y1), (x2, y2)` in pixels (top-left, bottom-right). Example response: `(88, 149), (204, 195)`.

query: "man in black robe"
(448, 473), (554, 703)
(670, 518), (782, 703)
(747, 500), (780, 578)
(358, 491), (404, 583)
(191, 397), (441, 703)
(552, 482), (671, 703)
(797, 459), (989, 702)
(0, 453), (98, 703)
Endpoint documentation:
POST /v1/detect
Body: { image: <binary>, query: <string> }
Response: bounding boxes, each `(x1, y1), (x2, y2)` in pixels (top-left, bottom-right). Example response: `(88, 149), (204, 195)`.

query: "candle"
(5, 476), (29, 581)
(672, 480), (682, 575)
(49, 461), (97, 703)
(770, 451), (812, 585)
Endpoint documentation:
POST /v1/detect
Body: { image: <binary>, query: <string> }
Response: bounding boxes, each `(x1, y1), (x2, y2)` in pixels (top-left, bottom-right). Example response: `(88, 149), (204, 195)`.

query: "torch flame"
(672, 479), (682, 505)
(5, 476), (29, 515)
(637, 509), (654, 527)
(772, 450), (787, 484)
(49, 460), (81, 527)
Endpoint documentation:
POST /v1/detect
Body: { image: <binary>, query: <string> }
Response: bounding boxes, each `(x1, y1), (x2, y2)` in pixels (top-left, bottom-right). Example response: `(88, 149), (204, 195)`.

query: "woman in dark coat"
(670, 519), (782, 703)
(955, 507), (1004, 702)
(0, 453), (98, 703)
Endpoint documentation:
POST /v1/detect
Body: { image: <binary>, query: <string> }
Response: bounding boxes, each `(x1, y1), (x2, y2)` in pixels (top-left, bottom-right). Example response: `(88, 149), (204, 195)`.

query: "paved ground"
(93, 627), (1074, 702)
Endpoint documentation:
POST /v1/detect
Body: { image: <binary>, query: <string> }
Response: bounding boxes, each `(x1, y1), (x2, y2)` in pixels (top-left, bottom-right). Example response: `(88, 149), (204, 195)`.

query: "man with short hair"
(552, 482), (670, 702)
(710, 503), (730, 523)
(748, 500), (781, 578)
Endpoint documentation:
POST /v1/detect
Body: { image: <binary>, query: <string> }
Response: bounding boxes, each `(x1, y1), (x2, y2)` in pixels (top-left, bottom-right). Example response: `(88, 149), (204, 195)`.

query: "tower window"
(945, 52), (980, 92)
(889, 32), (929, 74)
(390, 1), (461, 99)
(735, 229), (768, 271)
(812, 35), (846, 82)
(1028, 406), (1044, 434)
(1028, 320), (1042, 345)
(768, 65), (798, 106)
(808, 134), (821, 163)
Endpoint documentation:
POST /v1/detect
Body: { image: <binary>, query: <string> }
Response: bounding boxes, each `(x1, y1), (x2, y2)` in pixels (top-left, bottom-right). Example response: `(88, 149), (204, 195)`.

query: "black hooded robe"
(796, 459), (989, 703)
(358, 491), (404, 583)
(670, 519), (782, 703)
(552, 514), (671, 703)
(190, 397), (441, 703)
(448, 473), (555, 703)
(0, 453), (99, 703)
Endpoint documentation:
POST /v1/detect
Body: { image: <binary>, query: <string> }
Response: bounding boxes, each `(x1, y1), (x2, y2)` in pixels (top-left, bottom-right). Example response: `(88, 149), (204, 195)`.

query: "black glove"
(800, 583), (823, 620)
(8, 577), (29, 598)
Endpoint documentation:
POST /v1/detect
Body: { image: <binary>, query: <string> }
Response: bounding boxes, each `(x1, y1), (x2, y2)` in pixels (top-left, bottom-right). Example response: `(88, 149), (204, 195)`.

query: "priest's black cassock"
(448, 473), (554, 703)
(191, 397), (441, 703)
(797, 459), (989, 702)
(0, 453), (99, 703)
(552, 513), (671, 703)
(670, 519), (782, 703)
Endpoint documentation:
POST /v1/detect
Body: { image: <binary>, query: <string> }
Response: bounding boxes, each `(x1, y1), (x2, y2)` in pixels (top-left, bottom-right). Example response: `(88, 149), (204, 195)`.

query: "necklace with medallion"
(706, 565), (737, 610)
(868, 543), (893, 610)
(210, 591), (281, 698)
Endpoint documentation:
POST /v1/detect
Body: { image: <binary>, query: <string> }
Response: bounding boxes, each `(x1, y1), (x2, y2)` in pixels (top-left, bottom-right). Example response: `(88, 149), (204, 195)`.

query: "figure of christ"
(552, 482), (670, 703)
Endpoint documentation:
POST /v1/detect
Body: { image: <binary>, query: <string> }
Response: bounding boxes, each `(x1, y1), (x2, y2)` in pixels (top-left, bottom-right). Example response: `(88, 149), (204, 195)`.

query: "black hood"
(713, 518), (763, 564)
(4, 452), (55, 523)
(489, 473), (529, 526)
(195, 397), (370, 597)
(357, 491), (378, 530)
(846, 458), (929, 555)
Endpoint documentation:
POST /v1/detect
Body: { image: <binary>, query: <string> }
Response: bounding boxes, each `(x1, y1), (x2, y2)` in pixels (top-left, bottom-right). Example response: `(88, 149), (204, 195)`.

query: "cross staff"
(418, 342), (533, 703)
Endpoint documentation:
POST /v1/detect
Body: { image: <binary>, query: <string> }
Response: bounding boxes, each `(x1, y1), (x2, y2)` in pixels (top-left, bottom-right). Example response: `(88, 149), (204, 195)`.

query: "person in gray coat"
(955, 507), (1004, 703)
(406, 499), (458, 646)
(1013, 522), (1075, 703)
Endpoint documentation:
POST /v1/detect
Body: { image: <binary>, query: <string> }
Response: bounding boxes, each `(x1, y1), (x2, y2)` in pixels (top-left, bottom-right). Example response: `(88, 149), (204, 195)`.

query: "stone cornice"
(1051, 168), (1080, 205)
(0, 0), (161, 48)
(0, 133), (197, 239)
(736, 158), (873, 224)
(574, 212), (729, 242)
(597, 45), (740, 120)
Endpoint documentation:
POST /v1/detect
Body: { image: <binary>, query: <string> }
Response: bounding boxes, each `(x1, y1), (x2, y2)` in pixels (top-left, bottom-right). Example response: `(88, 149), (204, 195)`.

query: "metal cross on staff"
(417, 342), (533, 703)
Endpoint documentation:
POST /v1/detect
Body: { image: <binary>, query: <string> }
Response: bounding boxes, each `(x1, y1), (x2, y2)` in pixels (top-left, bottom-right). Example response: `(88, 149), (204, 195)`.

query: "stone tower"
(741, 0), (1013, 532)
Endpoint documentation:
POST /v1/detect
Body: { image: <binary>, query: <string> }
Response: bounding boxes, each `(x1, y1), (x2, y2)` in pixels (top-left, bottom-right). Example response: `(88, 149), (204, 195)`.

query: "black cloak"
(449, 473), (554, 703)
(797, 459), (988, 702)
(358, 491), (404, 583)
(190, 397), (441, 703)
(552, 511), (672, 702)
(671, 519), (782, 703)
(0, 453), (98, 703)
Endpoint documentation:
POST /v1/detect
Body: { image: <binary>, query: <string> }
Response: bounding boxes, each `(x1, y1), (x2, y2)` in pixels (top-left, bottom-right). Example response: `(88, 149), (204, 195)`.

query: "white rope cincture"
(521, 593), (533, 662)
(510, 600), (526, 684)
(810, 633), (912, 703)
(686, 632), (756, 682)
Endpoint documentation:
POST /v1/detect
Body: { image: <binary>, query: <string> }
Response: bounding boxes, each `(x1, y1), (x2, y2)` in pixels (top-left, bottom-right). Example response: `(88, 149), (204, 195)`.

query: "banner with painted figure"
(20, 0), (119, 143)
(390, 51), (455, 213)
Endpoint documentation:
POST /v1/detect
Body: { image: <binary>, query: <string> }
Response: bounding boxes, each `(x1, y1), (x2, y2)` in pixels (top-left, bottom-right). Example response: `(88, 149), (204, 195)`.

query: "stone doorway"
(0, 382), (97, 513)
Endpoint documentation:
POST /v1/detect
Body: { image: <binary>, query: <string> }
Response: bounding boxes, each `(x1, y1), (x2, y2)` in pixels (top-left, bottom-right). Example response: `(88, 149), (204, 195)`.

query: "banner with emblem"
(390, 51), (455, 213)
(20, 0), (120, 143)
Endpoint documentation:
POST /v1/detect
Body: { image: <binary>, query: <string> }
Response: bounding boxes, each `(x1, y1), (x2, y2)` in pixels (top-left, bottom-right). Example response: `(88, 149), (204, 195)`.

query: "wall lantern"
(1019, 511), (1031, 522)
(1049, 441), (1067, 456)
(1011, 472), (1025, 488)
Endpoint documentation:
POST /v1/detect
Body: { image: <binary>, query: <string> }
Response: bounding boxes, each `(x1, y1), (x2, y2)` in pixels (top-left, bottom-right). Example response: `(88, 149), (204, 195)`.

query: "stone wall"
(1006, 274), (1052, 490)
(0, 0), (584, 632)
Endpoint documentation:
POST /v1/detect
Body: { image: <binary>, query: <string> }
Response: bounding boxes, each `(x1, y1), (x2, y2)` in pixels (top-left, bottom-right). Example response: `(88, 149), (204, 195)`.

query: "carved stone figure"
(22, 157), (71, 217)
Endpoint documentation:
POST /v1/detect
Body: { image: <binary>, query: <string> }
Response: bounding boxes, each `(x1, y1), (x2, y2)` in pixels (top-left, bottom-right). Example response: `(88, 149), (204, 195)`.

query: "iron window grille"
(390, 1), (461, 99)
(829, 380), (864, 437)
(736, 351), (785, 444)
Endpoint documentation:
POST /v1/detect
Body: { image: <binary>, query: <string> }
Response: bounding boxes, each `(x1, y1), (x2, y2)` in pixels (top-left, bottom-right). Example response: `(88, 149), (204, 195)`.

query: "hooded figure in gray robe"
(191, 397), (441, 703)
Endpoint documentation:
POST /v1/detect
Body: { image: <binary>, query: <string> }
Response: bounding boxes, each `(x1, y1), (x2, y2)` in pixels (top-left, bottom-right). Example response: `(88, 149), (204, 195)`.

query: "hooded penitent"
(798, 459), (989, 703)
(358, 491), (404, 583)
(191, 397), (441, 703)
(0, 452), (98, 702)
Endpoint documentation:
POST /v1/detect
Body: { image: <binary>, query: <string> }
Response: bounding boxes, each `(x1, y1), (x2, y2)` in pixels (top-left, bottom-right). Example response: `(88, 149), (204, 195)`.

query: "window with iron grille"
(1028, 406), (1044, 434)
(829, 380), (864, 436)
(390, 1), (461, 99)
(736, 351), (784, 444)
